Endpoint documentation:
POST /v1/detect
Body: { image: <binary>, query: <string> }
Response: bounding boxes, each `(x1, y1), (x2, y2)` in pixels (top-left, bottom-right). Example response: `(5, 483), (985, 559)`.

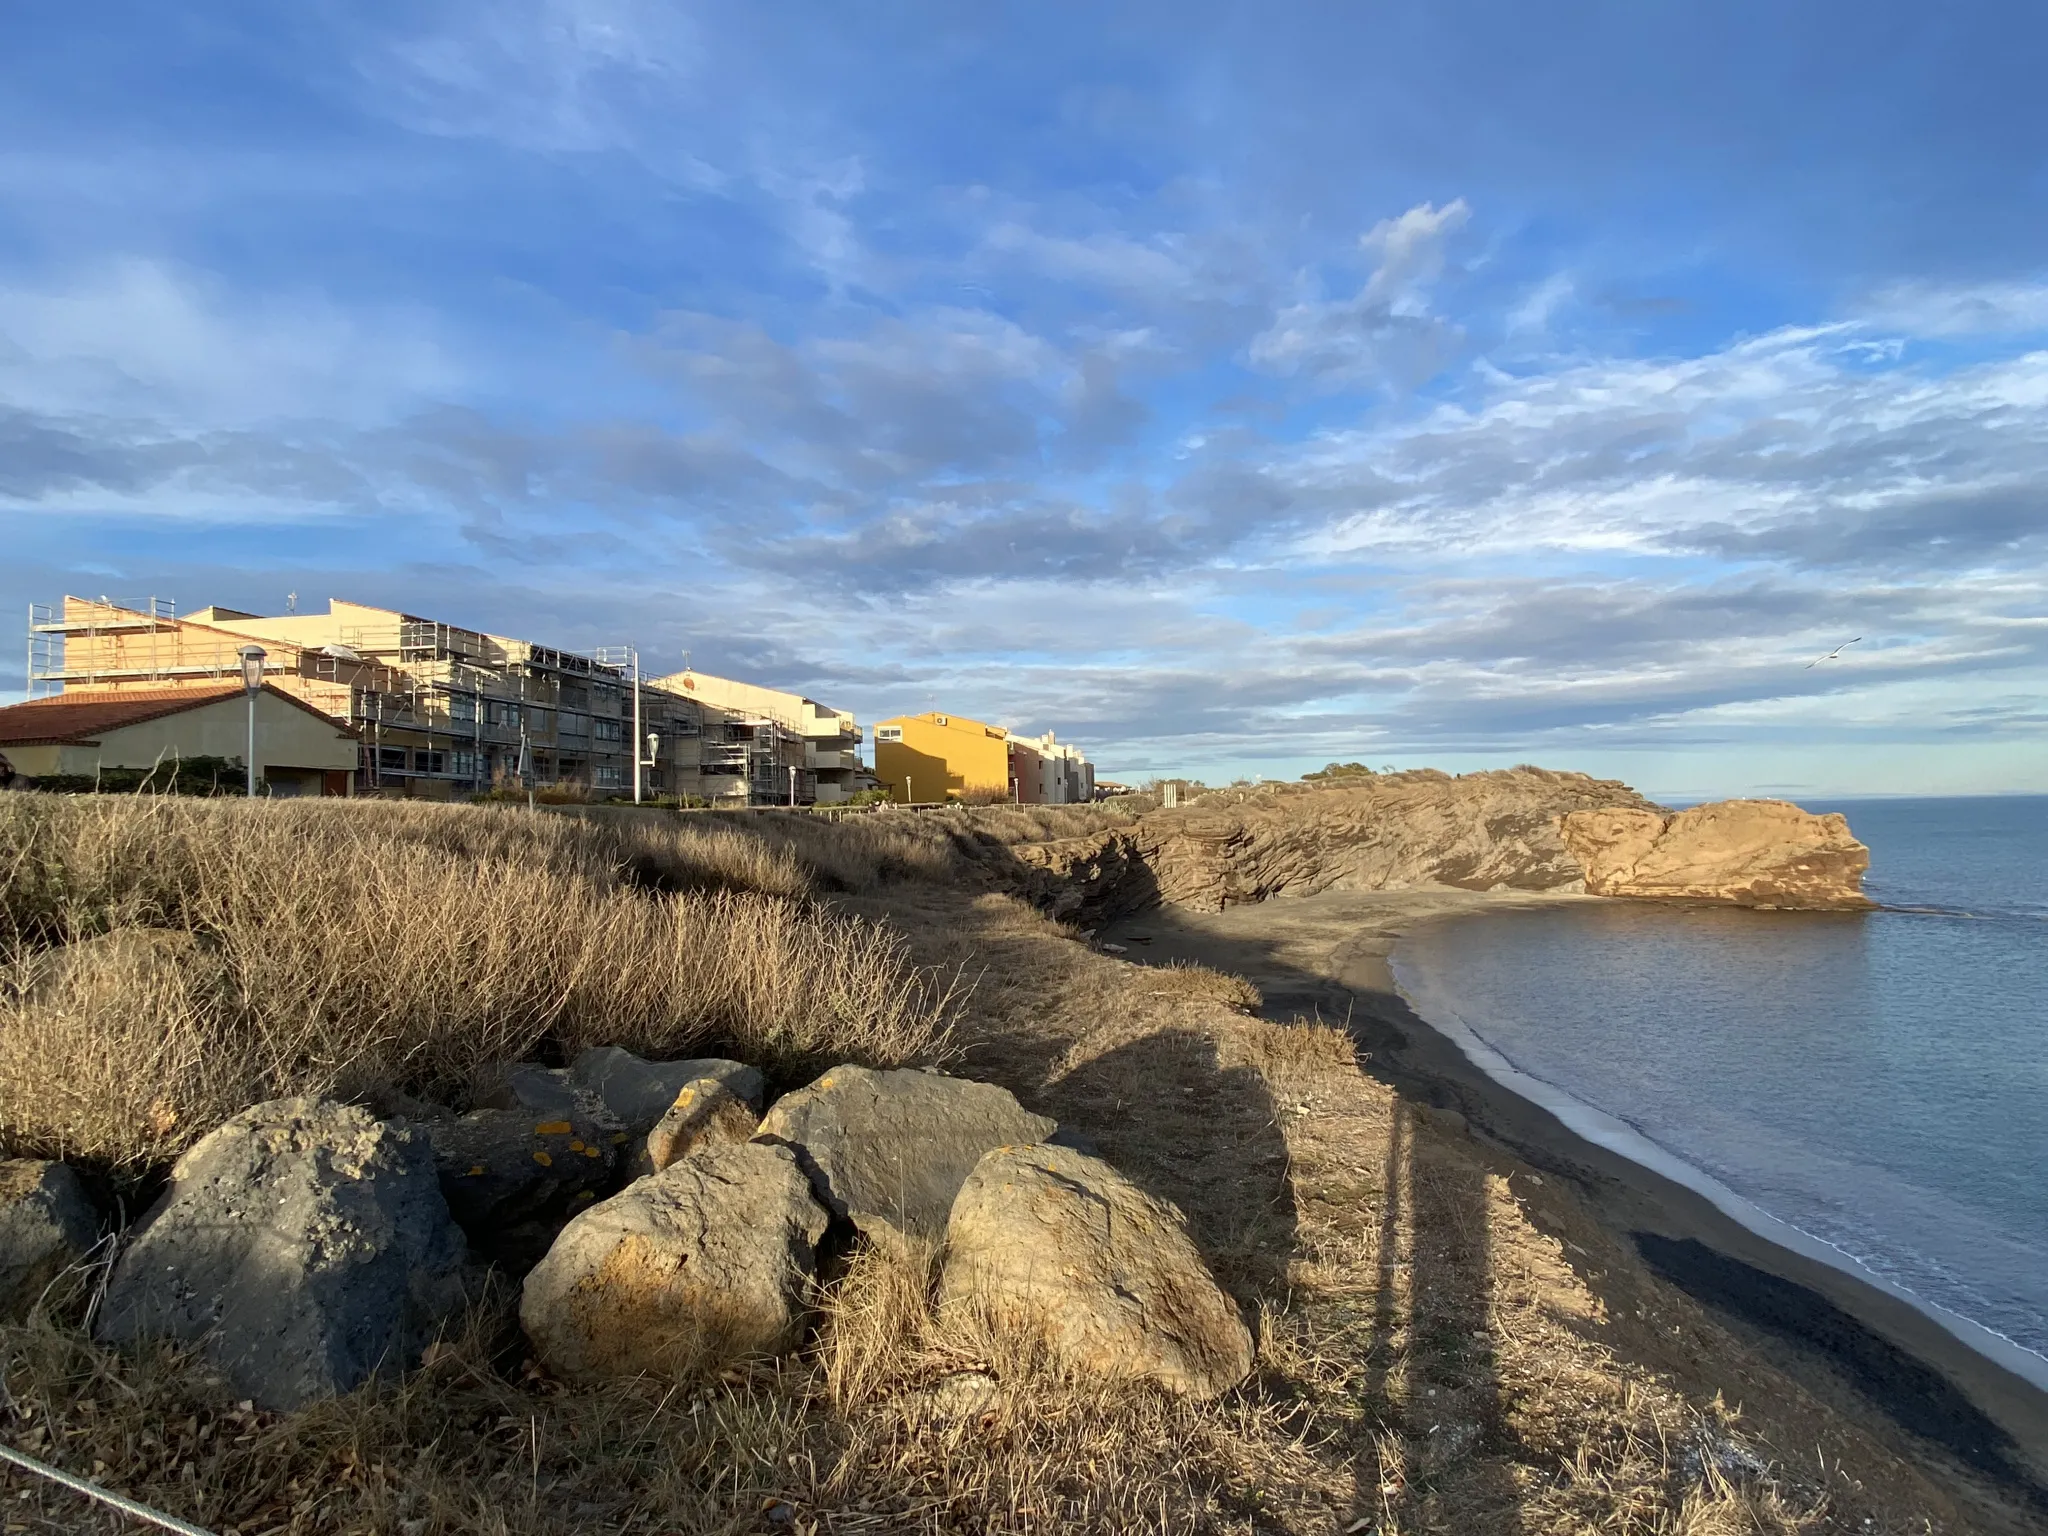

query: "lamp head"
(237, 644), (267, 695)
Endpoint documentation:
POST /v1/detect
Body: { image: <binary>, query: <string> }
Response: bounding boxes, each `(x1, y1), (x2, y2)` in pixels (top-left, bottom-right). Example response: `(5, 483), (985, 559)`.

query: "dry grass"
(0, 796), (960, 1173)
(0, 804), (2013, 1534)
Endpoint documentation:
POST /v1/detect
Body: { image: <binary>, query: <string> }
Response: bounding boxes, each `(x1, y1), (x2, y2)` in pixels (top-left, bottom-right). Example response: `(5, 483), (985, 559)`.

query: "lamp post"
(237, 644), (266, 798)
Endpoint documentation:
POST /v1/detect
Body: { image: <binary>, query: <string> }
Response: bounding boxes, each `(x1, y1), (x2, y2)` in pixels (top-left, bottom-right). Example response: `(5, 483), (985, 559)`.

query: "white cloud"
(1858, 279), (2048, 337)
(1247, 198), (1470, 387)
(1358, 198), (1470, 309)
(0, 259), (461, 428)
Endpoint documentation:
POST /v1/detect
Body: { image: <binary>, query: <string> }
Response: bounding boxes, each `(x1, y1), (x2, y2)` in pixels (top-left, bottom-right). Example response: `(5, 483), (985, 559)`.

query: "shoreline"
(1387, 923), (2048, 1399)
(1099, 887), (2048, 1497)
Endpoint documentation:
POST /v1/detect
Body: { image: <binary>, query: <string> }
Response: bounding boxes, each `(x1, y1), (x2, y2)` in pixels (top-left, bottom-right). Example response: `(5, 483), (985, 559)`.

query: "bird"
(1806, 637), (1862, 668)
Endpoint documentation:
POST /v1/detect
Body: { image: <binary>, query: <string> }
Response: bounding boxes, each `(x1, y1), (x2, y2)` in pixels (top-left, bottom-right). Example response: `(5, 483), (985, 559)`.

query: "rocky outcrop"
(998, 768), (1869, 918)
(1558, 800), (1873, 910)
(940, 1144), (1253, 1399)
(633, 1076), (759, 1178)
(756, 1066), (1056, 1244)
(568, 1047), (766, 1136)
(0, 1159), (99, 1318)
(98, 1098), (467, 1410)
(519, 1141), (827, 1382)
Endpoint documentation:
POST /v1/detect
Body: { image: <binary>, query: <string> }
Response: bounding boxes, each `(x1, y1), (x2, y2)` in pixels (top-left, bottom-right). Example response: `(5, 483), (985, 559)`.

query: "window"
(671, 710), (700, 737)
(378, 747), (408, 772)
(594, 765), (623, 788)
(560, 681), (589, 709)
(447, 693), (477, 722)
(485, 700), (520, 727)
(559, 712), (589, 739)
(450, 750), (478, 779)
(876, 726), (903, 742)
(593, 717), (623, 743)
(417, 750), (447, 775)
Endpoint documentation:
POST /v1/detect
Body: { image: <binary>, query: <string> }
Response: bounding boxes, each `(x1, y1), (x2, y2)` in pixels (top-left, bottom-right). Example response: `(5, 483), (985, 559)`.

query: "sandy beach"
(1100, 886), (2048, 1505)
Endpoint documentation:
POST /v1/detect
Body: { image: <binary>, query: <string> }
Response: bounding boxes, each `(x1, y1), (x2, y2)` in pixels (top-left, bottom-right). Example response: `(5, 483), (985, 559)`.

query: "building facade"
(873, 711), (1010, 803)
(0, 684), (359, 793)
(873, 712), (1094, 804)
(25, 596), (832, 805)
(648, 669), (870, 804)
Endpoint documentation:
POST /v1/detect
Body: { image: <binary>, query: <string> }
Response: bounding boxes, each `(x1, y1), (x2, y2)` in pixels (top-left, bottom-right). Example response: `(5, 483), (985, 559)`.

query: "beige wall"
(53, 692), (357, 778)
(0, 744), (63, 777)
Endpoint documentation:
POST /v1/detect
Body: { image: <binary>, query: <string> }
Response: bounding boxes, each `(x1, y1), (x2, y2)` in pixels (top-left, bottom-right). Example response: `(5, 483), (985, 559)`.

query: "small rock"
(569, 1047), (766, 1135)
(939, 1143), (1253, 1399)
(520, 1142), (826, 1382)
(916, 1369), (1001, 1423)
(755, 1066), (1055, 1244)
(0, 1159), (99, 1319)
(1100, 943), (1128, 954)
(98, 1098), (468, 1410)
(631, 1077), (759, 1178)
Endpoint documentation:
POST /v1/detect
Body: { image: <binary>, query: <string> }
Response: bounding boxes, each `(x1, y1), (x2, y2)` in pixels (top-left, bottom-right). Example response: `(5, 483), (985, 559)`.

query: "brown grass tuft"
(0, 797), (959, 1172)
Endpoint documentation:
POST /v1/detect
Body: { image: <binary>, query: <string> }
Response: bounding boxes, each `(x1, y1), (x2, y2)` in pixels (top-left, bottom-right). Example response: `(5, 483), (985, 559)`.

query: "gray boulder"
(422, 1102), (621, 1267)
(98, 1098), (468, 1410)
(569, 1047), (765, 1136)
(754, 1066), (1055, 1244)
(939, 1143), (1253, 1399)
(629, 1076), (759, 1179)
(520, 1141), (826, 1382)
(0, 1160), (99, 1318)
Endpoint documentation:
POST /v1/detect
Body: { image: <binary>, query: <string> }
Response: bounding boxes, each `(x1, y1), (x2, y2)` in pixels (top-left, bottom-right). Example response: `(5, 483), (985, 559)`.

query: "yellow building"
(872, 711), (1012, 803)
(0, 685), (359, 795)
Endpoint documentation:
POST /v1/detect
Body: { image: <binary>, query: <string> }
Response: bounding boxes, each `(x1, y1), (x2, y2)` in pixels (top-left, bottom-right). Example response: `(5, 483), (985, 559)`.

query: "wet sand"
(1100, 886), (2048, 1498)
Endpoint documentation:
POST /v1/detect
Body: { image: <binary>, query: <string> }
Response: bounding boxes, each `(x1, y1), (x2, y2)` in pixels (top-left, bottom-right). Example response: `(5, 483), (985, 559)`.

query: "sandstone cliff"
(994, 768), (1870, 922)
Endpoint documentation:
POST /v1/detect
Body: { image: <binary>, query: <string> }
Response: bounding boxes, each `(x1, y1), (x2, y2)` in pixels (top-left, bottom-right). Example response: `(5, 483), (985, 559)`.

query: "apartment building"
(1010, 729), (1095, 804)
(873, 711), (1094, 804)
(25, 596), (813, 805)
(648, 669), (870, 804)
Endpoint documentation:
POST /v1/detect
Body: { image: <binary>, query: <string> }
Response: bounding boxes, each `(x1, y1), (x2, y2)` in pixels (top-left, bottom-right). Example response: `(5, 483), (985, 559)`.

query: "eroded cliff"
(996, 768), (1870, 922)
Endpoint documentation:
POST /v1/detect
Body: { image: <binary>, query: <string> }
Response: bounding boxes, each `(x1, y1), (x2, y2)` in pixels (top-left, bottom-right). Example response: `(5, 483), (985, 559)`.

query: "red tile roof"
(0, 685), (355, 747)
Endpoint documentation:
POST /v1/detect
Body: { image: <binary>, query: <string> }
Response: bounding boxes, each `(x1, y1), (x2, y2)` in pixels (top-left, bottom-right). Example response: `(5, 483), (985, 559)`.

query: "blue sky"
(4, 3), (2046, 797)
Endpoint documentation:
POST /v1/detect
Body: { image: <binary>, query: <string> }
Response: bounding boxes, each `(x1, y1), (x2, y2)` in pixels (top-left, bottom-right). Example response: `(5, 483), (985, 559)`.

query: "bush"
(20, 755), (248, 797)
(0, 797), (962, 1173)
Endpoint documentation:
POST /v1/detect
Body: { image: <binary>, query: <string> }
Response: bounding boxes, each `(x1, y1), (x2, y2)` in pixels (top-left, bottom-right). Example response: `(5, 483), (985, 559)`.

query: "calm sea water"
(1391, 796), (2048, 1371)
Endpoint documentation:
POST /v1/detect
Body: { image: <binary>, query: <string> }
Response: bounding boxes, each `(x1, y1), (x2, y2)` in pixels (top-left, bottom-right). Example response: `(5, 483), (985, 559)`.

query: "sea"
(1390, 795), (2048, 1382)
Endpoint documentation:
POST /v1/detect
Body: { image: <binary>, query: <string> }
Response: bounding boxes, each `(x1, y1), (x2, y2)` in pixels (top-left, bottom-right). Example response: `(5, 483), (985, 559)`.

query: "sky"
(3, 3), (2046, 798)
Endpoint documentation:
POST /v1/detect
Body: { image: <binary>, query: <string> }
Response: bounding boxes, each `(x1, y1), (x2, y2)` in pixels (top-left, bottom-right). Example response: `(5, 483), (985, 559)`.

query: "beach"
(1100, 886), (2048, 1512)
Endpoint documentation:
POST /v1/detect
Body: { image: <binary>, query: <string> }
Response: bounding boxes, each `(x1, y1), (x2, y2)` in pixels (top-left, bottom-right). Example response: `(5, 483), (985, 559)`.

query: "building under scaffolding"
(25, 596), (829, 804)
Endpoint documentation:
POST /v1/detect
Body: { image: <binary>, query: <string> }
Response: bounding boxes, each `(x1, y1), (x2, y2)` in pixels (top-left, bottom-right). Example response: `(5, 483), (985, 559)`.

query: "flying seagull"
(1805, 637), (1862, 668)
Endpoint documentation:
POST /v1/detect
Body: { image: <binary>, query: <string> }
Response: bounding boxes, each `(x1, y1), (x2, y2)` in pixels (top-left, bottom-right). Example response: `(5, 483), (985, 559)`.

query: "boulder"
(98, 1098), (468, 1410)
(1559, 799), (1873, 910)
(520, 1142), (826, 1382)
(939, 1143), (1253, 1399)
(630, 1076), (760, 1178)
(755, 1066), (1055, 1244)
(0, 1160), (99, 1318)
(422, 1104), (622, 1264)
(569, 1047), (766, 1136)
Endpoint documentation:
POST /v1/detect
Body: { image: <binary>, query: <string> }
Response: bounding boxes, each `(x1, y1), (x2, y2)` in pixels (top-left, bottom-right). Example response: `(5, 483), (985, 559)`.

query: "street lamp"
(237, 644), (266, 798)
